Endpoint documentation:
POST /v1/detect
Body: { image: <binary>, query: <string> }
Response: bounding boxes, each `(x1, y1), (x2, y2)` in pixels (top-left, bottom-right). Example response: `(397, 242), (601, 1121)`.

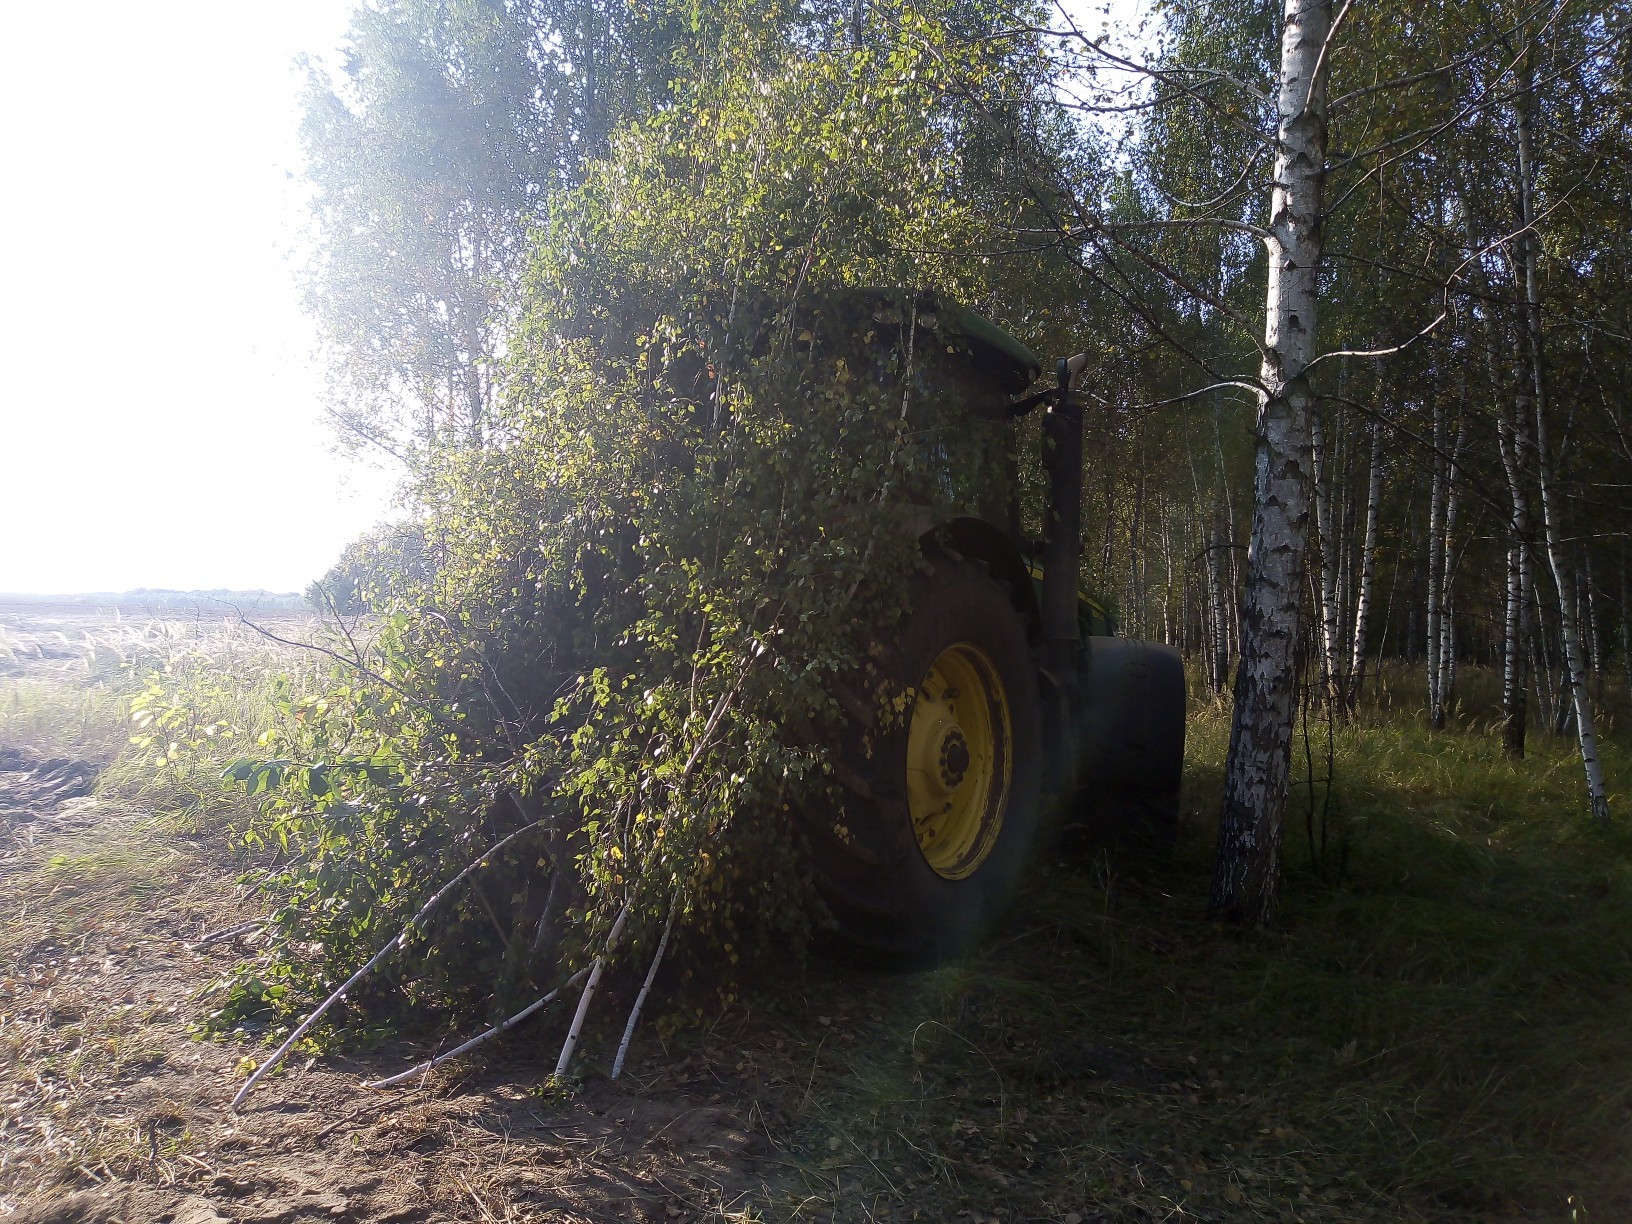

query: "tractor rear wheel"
(804, 558), (1044, 963)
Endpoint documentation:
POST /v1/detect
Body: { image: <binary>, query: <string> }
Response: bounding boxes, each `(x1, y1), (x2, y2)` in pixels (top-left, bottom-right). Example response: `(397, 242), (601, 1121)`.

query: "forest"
(8, 0), (1630, 1218)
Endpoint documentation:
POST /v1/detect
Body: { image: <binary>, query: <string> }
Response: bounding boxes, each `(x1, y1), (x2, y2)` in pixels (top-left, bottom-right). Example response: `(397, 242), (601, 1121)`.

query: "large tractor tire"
(803, 558), (1044, 963)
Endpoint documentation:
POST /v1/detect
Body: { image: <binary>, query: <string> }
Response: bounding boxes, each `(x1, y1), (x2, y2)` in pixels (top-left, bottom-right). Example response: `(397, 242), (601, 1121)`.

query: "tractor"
(791, 291), (1187, 962)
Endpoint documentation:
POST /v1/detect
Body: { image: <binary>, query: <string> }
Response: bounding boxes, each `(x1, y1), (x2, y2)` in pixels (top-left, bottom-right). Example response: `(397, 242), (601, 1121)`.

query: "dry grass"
(0, 608), (331, 836)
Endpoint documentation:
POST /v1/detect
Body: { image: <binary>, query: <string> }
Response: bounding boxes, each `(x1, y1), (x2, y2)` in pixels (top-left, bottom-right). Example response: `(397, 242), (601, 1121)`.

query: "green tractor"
(794, 292), (1187, 962)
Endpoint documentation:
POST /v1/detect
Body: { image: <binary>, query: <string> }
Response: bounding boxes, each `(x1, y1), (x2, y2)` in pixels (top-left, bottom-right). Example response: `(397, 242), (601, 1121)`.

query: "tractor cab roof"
(810, 288), (1043, 401)
(951, 308), (1043, 393)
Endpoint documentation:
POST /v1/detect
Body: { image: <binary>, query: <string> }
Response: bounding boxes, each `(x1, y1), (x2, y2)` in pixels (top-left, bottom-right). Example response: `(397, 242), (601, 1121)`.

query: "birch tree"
(1207, 0), (1332, 924)
(1514, 61), (1611, 822)
(1347, 416), (1383, 708)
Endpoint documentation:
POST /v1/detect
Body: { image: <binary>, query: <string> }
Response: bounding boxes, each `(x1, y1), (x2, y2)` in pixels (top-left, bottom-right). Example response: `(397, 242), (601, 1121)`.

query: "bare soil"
(5, 740), (1154, 1224)
(0, 609), (808, 1222)
(0, 745), (828, 1223)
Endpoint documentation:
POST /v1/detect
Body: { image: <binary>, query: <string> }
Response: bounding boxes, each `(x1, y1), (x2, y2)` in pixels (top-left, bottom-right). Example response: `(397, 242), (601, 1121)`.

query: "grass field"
(1, 610), (1628, 1221)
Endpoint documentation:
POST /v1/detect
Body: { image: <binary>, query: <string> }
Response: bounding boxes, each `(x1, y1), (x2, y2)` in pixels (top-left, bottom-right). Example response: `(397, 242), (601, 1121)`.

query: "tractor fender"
(1073, 637), (1186, 795)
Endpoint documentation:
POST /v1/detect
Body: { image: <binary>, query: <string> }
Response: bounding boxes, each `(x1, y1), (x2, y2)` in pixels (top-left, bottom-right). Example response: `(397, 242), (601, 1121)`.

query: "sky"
(0, 0), (394, 594)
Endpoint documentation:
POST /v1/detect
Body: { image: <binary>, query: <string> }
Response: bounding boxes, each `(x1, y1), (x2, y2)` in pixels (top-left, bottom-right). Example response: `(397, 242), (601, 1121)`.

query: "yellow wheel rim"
(905, 642), (1011, 879)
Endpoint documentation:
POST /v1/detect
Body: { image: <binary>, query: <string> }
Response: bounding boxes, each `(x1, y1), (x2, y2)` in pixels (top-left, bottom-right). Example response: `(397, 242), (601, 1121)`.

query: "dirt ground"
(0, 737), (873, 1224)
(0, 608), (813, 1222)
(4, 739), (1158, 1224)
(0, 607), (1087, 1224)
(0, 608), (1236, 1224)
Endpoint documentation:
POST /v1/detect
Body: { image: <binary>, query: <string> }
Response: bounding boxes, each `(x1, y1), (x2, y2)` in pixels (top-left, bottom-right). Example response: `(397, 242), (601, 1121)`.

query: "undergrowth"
(749, 675), (1632, 1221)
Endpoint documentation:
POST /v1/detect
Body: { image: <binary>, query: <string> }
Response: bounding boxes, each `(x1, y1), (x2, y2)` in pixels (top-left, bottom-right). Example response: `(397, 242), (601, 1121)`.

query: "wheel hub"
(904, 643), (1012, 880)
(940, 729), (970, 788)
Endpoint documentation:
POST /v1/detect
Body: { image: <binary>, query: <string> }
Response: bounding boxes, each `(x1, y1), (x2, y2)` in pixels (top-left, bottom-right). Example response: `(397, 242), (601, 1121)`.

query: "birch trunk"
(1162, 496), (1177, 644)
(1211, 508), (1232, 693)
(1131, 457), (1147, 636)
(1348, 418), (1383, 709)
(1584, 547), (1604, 699)
(1216, 405), (1242, 664)
(1426, 400), (1447, 729)
(1186, 444), (1226, 691)
(1496, 399), (1533, 759)
(1516, 73), (1610, 822)
(1437, 413), (1466, 720)
(1211, 0), (1331, 925)
(1532, 579), (1561, 730)
(1335, 408), (1355, 692)
(1311, 405), (1343, 704)
(1621, 546), (1632, 706)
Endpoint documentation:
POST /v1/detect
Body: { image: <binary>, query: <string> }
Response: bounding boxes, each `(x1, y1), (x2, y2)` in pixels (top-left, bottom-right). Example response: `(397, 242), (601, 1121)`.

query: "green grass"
(748, 671), (1632, 1221)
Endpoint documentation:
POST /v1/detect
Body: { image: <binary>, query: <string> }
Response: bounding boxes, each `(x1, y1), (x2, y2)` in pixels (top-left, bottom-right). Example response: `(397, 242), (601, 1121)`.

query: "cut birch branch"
(230, 818), (547, 1111)
(552, 902), (631, 1081)
(611, 899), (678, 1080)
(365, 965), (592, 1090)
(187, 919), (268, 950)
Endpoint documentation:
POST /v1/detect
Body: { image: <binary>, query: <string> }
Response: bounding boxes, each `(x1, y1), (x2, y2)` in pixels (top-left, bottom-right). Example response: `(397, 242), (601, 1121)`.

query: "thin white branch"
(1092, 217), (1272, 242)
(1309, 184), (1593, 371)
(611, 898), (678, 1080)
(552, 901), (632, 1081)
(1134, 380), (1265, 413)
(1313, 309), (1451, 363)
(231, 818), (547, 1110)
(365, 966), (591, 1090)
(1036, 7), (1272, 144)
(1302, 0), (1354, 116)
(187, 919), (268, 950)
(1328, 0), (1559, 110)
(1161, 143), (1271, 212)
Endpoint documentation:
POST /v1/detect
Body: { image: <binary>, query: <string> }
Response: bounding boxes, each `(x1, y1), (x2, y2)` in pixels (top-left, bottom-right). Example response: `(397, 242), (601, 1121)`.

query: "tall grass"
(761, 666), (1632, 1221)
(7, 614), (1630, 1216)
(0, 680), (133, 764)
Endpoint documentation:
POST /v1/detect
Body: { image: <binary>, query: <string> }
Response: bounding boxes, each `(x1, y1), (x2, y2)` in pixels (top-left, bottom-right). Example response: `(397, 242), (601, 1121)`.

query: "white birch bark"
(1621, 546), (1632, 704)
(1437, 412), (1466, 720)
(1162, 496), (1177, 644)
(1211, 505), (1232, 693)
(1335, 408), (1354, 689)
(1216, 406), (1242, 664)
(1348, 418), (1383, 708)
(1211, 0), (1331, 924)
(1495, 355), (1534, 758)
(1516, 73), (1610, 822)
(1584, 548), (1604, 696)
(1426, 399), (1447, 728)
(1190, 441), (1231, 694)
(1311, 405), (1343, 704)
